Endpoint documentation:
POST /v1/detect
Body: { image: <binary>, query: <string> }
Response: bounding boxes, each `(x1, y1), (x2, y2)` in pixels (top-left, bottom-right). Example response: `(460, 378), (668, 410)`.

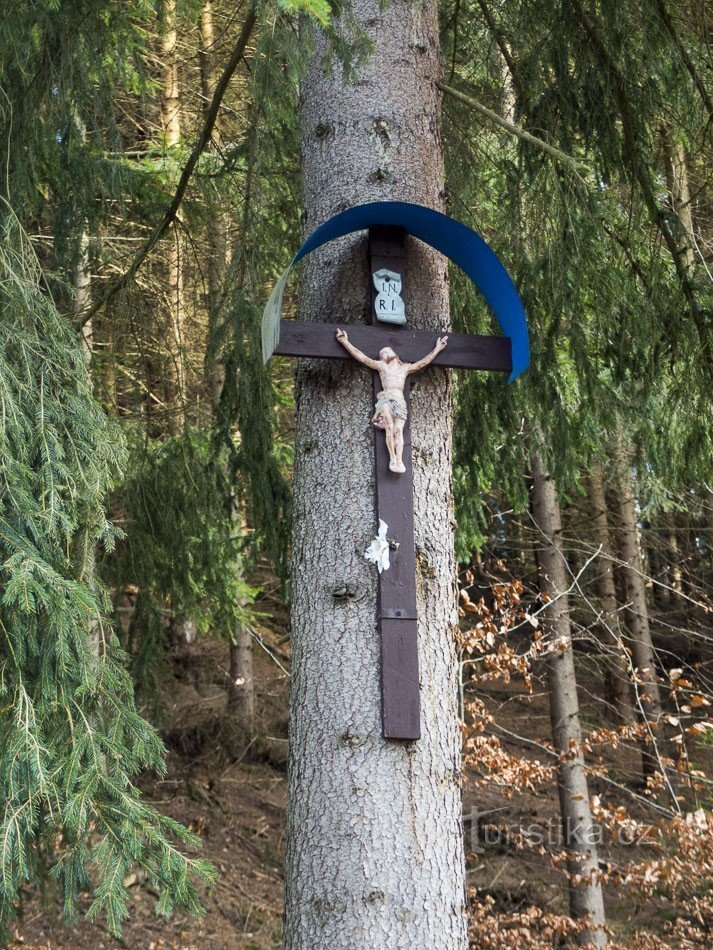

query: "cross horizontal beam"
(273, 320), (512, 374)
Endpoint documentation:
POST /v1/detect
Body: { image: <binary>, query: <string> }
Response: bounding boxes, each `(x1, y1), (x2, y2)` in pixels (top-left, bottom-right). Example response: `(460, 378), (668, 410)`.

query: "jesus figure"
(336, 328), (448, 474)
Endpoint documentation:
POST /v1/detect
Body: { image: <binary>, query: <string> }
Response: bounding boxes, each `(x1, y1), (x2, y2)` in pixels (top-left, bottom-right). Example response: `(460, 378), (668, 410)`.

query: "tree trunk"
(159, 0), (186, 422)
(662, 131), (695, 272)
(71, 205), (106, 779)
(284, 3), (467, 946)
(199, 1), (217, 113)
(645, 517), (669, 609)
(199, 0), (228, 298)
(68, 127), (105, 656)
(76, 232), (93, 363)
(705, 492), (713, 590)
(200, 0), (230, 406)
(226, 511), (255, 734)
(608, 425), (677, 799)
(676, 511), (695, 603)
(199, 1), (256, 734)
(585, 465), (636, 725)
(530, 443), (607, 946)
(228, 629), (255, 730)
(663, 510), (685, 609)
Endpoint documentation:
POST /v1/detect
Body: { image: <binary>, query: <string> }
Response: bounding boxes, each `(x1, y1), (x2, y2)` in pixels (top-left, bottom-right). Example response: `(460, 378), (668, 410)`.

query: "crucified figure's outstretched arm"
(335, 328), (381, 369)
(406, 336), (448, 374)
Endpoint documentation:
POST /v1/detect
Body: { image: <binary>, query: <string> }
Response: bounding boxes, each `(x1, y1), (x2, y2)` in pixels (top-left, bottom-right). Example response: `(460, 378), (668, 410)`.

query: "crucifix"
(267, 224), (514, 740)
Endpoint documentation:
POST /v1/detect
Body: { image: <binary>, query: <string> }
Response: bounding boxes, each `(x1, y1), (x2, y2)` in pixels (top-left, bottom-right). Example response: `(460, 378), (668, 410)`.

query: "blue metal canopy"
(262, 200), (529, 381)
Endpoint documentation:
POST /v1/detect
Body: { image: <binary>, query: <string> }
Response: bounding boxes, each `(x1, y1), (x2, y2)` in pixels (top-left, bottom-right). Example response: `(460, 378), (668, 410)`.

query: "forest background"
(0, 0), (712, 946)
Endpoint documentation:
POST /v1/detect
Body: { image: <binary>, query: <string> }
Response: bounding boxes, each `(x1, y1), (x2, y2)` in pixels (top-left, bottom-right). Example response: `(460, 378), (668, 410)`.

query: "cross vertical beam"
(368, 228), (420, 740)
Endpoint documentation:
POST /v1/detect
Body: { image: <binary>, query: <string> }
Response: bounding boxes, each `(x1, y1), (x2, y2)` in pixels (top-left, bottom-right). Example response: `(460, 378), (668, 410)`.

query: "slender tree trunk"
(71, 206), (107, 780)
(200, 0), (230, 406)
(199, 1), (217, 113)
(199, 1), (228, 301)
(680, 510), (701, 605)
(661, 132), (698, 613)
(284, 3), (467, 946)
(199, 1), (256, 733)
(505, 45), (605, 937)
(663, 511), (685, 609)
(561, 502), (583, 580)
(530, 442), (607, 946)
(705, 492), (713, 590)
(159, 0), (187, 422)
(158, 0), (197, 650)
(586, 465), (636, 725)
(509, 513), (527, 568)
(70, 174), (105, 661)
(645, 518), (669, 609)
(76, 233), (93, 363)
(228, 630), (254, 728)
(226, 511), (255, 734)
(608, 425), (677, 800)
(662, 131), (696, 272)
(160, 0), (181, 147)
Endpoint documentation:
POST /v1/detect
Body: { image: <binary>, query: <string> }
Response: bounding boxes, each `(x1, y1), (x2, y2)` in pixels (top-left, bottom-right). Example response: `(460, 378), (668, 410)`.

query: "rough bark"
(585, 465), (636, 725)
(530, 444), (607, 946)
(608, 426), (675, 797)
(284, 3), (467, 947)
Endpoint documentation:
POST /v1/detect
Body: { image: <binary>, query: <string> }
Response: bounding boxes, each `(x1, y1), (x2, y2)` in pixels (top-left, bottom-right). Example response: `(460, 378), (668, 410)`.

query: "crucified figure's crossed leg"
(374, 404), (407, 473)
(392, 418), (405, 473)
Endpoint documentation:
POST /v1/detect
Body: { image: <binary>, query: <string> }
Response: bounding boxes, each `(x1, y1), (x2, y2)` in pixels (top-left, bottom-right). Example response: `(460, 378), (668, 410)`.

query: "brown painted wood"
(273, 320), (512, 374)
(381, 619), (420, 740)
(368, 228), (420, 740)
(374, 384), (420, 739)
(372, 386), (417, 621)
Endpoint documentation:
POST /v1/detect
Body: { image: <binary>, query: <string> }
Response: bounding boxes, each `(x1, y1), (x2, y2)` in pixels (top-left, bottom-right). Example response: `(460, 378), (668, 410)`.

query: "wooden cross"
(274, 227), (511, 740)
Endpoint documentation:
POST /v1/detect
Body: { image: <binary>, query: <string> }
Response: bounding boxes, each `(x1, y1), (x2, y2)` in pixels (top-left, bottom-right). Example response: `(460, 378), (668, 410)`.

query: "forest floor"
(11, 587), (710, 949)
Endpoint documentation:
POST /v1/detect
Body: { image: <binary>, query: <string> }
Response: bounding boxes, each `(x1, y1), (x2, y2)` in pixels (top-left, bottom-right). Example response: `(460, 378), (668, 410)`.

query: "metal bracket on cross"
(262, 201), (529, 741)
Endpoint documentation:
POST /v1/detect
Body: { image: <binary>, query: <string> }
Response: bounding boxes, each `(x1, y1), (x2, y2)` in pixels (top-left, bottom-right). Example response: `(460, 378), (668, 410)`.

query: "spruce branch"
(439, 81), (591, 182)
(76, 4), (258, 331)
(653, 0), (713, 120)
(570, 0), (710, 369)
(0, 208), (213, 937)
(472, 0), (531, 115)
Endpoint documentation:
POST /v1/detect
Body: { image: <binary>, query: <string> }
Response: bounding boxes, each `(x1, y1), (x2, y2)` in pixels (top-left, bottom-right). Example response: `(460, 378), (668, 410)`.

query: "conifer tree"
(284, 2), (467, 945)
(530, 439), (608, 944)
(0, 213), (214, 936)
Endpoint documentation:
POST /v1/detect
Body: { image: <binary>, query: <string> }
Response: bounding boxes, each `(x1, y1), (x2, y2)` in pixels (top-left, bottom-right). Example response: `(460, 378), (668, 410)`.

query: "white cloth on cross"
(365, 520), (391, 573)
